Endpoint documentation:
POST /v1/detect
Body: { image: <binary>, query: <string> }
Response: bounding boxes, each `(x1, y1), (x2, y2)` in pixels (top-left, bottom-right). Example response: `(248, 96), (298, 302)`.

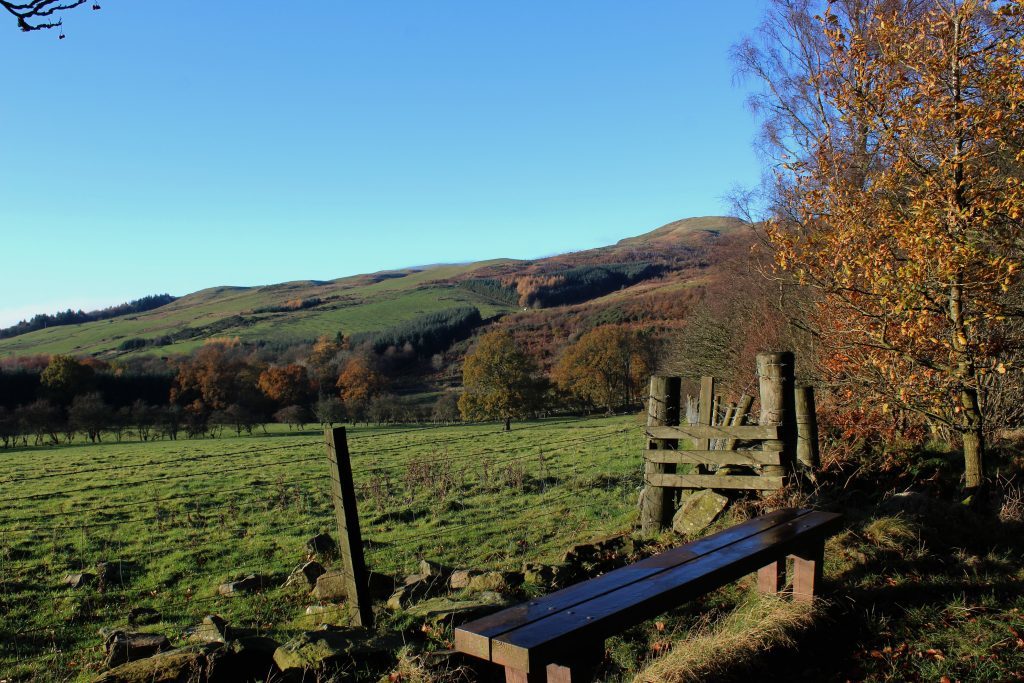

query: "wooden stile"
(643, 449), (781, 466)
(696, 377), (714, 458)
(641, 376), (681, 533)
(795, 385), (821, 472)
(724, 393), (754, 451)
(646, 424), (778, 441)
(640, 354), (816, 504)
(757, 352), (794, 481)
(646, 473), (785, 490)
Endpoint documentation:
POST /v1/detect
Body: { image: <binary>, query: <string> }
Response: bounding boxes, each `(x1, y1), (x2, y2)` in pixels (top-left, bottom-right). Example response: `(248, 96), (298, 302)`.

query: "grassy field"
(0, 415), (641, 681)
(0, 263), (517, 359)
(4, 416), (1023, 682)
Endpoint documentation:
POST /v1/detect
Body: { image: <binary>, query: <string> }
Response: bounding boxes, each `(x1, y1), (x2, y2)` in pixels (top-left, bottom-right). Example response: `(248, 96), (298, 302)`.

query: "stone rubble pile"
(90, 530), (653, 681)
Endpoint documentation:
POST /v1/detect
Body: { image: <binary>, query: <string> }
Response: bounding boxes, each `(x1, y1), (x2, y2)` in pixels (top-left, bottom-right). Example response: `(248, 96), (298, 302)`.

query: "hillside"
(0, 216), (751, 360)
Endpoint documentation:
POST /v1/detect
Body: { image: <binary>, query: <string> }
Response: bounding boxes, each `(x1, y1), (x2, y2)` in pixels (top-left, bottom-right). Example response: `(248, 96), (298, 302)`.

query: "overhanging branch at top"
(2, 0), (93, 32)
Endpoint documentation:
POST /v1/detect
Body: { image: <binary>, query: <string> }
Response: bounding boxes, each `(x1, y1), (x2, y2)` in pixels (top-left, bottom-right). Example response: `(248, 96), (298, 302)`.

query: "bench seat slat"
(491, 511), (842, 672)
(454, 508), (811, 661)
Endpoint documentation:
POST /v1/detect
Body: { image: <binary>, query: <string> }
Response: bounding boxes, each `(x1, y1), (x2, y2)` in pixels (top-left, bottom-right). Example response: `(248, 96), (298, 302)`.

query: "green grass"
(0, 263), (517, 359)
(6, 416), (1023, 682)
(0, 414), (642, 681)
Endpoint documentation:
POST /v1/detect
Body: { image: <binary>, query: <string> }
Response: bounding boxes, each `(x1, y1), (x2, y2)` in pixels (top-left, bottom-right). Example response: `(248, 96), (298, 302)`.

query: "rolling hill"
(0, 216), (751, 360)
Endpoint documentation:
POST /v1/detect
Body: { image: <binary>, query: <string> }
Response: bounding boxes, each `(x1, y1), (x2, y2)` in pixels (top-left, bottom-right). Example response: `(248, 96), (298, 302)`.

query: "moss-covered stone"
(672, 489), (729, 536)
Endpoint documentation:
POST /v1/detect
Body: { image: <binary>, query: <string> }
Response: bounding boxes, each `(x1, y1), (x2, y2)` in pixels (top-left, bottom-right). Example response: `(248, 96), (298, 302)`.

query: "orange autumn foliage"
(740, 0), (1024, 488)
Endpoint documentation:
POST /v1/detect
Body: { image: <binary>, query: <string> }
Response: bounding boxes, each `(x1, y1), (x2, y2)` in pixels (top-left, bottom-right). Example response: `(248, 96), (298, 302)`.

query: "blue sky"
(0, 1), (767, 327)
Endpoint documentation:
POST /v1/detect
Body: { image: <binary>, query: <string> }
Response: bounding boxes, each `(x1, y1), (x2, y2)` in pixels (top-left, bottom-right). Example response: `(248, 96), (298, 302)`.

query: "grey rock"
(93, 644), (219, 683)
(96, 561), (125, 585)
(103, 630), (172, 668)
(310, 569), (347, 601)
(448, 569), (481, 590)
(672, 489), (729, 536)
(523, 563), (557, 586)
(404, 591), (509, 626)
(404, 572), (430, 586)
(418, 559), (450, 578)
(64, 572), (96, 589)
(306, 533), (337, 557)
(273, 628), (398, 673)
(466, 571), (522, 593)
(217, 574), (266, 596)
(185, 614), (231, 644)
(286, 561), (326, 589)
(386, 572), (448, 610)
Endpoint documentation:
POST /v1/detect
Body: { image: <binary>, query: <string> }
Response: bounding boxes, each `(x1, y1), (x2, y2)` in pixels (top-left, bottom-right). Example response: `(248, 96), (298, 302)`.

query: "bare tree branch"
(2, 0), (90, 32)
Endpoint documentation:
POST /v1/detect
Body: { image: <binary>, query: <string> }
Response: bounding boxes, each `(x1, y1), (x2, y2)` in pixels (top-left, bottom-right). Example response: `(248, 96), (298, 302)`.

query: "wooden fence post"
(325, 426), (374, 628)
(642, 376), (681, 533)
(695, 377), (715, 471)
(794, 385), (821, 474)
(757, 352), (796, 482)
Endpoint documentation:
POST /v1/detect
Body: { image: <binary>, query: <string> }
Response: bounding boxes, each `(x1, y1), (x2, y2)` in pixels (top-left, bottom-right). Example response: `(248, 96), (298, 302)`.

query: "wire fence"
(0, 414), (641, 680)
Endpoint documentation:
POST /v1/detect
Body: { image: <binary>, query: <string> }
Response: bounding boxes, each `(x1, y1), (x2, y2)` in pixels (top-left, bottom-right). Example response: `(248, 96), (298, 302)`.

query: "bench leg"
(757, 559), (787, 594)
(548, 639), (603, 681)
(791, 542), (824, 603)
(504, 640), (604, 682)
(505, 668), (544, 683)
(503, 662), (595, 683)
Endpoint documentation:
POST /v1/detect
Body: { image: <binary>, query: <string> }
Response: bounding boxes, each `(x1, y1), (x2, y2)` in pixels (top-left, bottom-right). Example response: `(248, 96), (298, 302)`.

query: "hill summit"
(0, 216), (750, 360)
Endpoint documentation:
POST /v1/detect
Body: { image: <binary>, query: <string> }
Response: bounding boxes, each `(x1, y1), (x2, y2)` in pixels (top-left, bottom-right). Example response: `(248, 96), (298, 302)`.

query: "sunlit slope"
(0, 261), (516, 358)
(0, 217), (751, 359)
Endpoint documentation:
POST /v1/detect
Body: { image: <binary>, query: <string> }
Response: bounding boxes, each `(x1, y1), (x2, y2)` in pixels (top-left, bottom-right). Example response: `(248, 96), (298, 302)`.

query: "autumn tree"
(258, 364), (312, 407)
(458, 331), (545, 428)
(307, 333), (346, 392)
(336, 354), (386, 419)
(172, 340), (264, 413)
(40, 354), (94, 402)
(552, 326), (656, 413)
(737, 0), (1024, 489)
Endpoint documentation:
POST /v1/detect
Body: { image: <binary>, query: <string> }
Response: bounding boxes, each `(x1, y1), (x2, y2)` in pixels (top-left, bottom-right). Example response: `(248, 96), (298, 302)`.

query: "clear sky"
(0, 1), (768, 327)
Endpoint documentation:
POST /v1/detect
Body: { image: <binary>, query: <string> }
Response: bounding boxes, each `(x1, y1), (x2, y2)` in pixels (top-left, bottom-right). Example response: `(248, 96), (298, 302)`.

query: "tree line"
(0, 309), (660, 446)
(0, 294), (177, 340)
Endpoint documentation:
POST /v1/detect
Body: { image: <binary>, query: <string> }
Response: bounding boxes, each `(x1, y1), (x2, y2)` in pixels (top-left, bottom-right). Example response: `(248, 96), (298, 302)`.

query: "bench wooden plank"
(646, 473), (785, 490)
(646, 424), (778, 441)
(643, 449), (781, 466)
(491, 511), (842, 672)
(454, 508), (810, 661)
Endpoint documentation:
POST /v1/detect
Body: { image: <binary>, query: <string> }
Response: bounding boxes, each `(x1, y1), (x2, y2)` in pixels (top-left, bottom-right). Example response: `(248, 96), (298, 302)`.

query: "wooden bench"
(454, 507), (842, 682)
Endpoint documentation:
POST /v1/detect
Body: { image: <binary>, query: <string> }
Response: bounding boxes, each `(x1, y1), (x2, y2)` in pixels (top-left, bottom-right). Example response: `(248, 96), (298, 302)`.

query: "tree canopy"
(552, 326), (655, 412)
(738, 0), (1024, 489)
(458, 330), (545, 424)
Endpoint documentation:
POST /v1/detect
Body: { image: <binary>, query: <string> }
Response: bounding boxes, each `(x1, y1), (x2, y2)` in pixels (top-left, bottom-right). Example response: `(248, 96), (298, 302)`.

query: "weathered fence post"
(695, 376), (715, 471)
(757, 352), (795, 482)
(325, 426), (373, 628)
(641, 376), (681, 533)
(794, 385), (821, 474)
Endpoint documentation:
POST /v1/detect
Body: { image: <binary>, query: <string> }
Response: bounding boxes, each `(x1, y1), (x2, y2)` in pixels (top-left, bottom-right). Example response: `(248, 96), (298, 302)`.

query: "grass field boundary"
(0, 440), (322, 485)
(0, 415), (639, 678)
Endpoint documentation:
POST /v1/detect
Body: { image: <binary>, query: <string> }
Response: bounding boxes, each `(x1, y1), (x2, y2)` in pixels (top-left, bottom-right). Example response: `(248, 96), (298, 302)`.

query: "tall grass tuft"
(862, 515), (919, 550)
(632, 593), (816, 683)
